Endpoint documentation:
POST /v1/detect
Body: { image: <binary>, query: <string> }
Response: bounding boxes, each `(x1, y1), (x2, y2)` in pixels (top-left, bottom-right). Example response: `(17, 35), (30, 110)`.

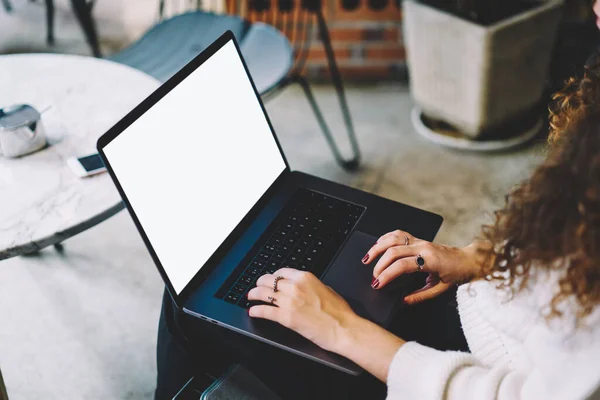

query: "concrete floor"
(1, 1), (546, 398)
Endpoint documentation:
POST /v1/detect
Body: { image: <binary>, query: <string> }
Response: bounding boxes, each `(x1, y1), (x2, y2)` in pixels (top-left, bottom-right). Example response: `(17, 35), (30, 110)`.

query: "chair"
(109, 0), (361, 171)
(1, 0), (101, 57)
(69, 0), (101, 57)
(0, 0), (11, 12)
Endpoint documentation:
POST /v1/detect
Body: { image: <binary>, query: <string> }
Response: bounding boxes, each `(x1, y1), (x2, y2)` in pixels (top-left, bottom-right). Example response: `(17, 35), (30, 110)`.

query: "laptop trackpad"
(322, 231), (407, 325)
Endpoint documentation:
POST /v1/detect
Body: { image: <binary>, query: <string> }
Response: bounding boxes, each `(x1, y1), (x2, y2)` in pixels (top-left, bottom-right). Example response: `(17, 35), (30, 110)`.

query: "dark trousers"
(155, 286), (468, 400)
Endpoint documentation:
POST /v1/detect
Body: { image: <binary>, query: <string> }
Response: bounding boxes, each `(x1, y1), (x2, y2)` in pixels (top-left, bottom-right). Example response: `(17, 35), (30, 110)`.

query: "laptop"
(97, 31), (442, 375)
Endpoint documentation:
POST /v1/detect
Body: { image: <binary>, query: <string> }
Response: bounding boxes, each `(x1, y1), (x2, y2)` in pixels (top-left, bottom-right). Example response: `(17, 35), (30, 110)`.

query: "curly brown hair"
(478, 56), (600, 323)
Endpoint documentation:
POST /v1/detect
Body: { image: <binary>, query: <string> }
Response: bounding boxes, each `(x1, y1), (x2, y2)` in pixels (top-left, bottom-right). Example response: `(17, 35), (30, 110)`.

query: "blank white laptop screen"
(103, 40), (286, 294)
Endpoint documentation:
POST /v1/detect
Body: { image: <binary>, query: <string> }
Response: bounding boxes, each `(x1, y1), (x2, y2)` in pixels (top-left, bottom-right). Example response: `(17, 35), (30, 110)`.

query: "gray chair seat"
(108, 12), (293, 94)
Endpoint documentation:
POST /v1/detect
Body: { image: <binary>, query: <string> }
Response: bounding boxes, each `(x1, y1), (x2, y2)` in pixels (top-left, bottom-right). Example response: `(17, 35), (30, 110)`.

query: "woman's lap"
(155, 285), (468, 400)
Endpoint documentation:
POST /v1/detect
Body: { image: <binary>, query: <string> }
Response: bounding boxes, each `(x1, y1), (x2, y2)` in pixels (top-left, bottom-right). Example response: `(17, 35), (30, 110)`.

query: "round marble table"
(0, 54), (159, 260)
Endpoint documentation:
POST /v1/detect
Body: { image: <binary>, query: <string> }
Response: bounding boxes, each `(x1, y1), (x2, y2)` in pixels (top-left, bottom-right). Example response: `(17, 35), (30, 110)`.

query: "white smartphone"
(67, 153), (107, 178)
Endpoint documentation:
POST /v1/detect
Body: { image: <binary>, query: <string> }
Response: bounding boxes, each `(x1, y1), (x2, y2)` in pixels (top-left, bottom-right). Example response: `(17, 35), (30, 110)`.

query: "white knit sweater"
(386, 272), (600, 399)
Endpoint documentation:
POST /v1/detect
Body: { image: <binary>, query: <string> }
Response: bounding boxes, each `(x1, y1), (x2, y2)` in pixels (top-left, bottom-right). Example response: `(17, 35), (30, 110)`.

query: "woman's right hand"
(362, 230), (487, 304)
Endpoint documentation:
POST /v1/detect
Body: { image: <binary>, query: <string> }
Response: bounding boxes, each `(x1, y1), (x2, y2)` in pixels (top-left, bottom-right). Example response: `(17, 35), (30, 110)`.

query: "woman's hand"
(362, 230), (488, 304)
(247, 268), (361, 353)
(248, 268), (406, 382)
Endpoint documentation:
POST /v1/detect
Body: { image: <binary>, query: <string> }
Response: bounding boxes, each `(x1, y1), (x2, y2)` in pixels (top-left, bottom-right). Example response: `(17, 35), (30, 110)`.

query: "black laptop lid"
(97, 31), (289, 306)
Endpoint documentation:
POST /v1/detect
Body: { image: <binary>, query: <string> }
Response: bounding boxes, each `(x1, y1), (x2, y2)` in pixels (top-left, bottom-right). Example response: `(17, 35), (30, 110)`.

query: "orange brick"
(303, 46), (352, 61)
(328, 28), (364, 42)
(365, 46), (405, 60)
(329, 27), (400, 42)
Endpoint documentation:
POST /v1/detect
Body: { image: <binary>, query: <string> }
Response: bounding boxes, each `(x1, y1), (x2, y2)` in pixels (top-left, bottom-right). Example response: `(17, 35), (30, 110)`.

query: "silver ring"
(273, 276), (284, 292)
(404, 236), (409, 246)
(415, 254), (425, 272)
(267, 296), (276, 305)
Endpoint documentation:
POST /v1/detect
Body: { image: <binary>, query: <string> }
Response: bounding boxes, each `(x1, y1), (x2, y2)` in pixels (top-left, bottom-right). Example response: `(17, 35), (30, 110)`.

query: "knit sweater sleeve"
(385, 280), (526, 399)
(385, 279), (600, 400)
(386, 342), (521, 400)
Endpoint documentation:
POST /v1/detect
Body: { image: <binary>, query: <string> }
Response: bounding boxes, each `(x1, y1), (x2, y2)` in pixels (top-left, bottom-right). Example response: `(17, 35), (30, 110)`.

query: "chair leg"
(158, 0), (165, 19)
(308, 9), (361, 171)
(45, 0), (55, 45)
(273, 74), (361, 171)
(71, 0), (101, 57)
(1, 0), (12, 12)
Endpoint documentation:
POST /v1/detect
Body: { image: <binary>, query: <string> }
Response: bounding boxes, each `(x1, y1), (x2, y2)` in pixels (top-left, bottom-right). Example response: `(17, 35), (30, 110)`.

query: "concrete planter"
(403, 0), (563, 139)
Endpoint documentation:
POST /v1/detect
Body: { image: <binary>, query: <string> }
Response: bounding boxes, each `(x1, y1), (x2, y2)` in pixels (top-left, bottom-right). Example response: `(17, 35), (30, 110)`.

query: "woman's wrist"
(333, 313), (405, 382)
(461, 240), (492, 281)
(333, 313), (369, 354)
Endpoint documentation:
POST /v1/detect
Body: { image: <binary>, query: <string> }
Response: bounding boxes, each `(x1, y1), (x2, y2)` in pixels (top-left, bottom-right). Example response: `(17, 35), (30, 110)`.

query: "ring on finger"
(404, 236), (409, 246)
(415, 254), (425, 272)
(273, 275), (284, 292)
(267, 296), (276, 305)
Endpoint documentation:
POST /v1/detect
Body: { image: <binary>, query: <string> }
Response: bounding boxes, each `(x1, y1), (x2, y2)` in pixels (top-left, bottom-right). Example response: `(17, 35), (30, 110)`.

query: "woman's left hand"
(247, 268), (360, 354)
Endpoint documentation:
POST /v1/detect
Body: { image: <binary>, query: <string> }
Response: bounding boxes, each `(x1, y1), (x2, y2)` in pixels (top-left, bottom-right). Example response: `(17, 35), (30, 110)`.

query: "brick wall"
(240, 0), (405, 82)
(306, 0), (404, 81)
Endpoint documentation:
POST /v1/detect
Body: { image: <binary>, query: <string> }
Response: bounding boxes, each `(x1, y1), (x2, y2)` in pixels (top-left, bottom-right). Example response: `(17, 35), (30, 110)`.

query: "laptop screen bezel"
(97, 31), (291, 308)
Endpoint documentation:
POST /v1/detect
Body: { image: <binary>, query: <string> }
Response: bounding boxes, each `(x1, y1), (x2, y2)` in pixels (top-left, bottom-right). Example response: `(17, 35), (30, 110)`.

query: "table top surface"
(0, 54), (159, 260)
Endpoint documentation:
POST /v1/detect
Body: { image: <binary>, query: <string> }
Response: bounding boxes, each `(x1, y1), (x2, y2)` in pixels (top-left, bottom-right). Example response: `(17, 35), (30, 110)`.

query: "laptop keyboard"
(217, 188), (365, 308)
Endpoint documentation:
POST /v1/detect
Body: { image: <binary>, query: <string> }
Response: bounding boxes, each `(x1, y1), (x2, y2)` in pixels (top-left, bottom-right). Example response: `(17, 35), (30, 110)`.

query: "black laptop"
(97, 31), (442, 375)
